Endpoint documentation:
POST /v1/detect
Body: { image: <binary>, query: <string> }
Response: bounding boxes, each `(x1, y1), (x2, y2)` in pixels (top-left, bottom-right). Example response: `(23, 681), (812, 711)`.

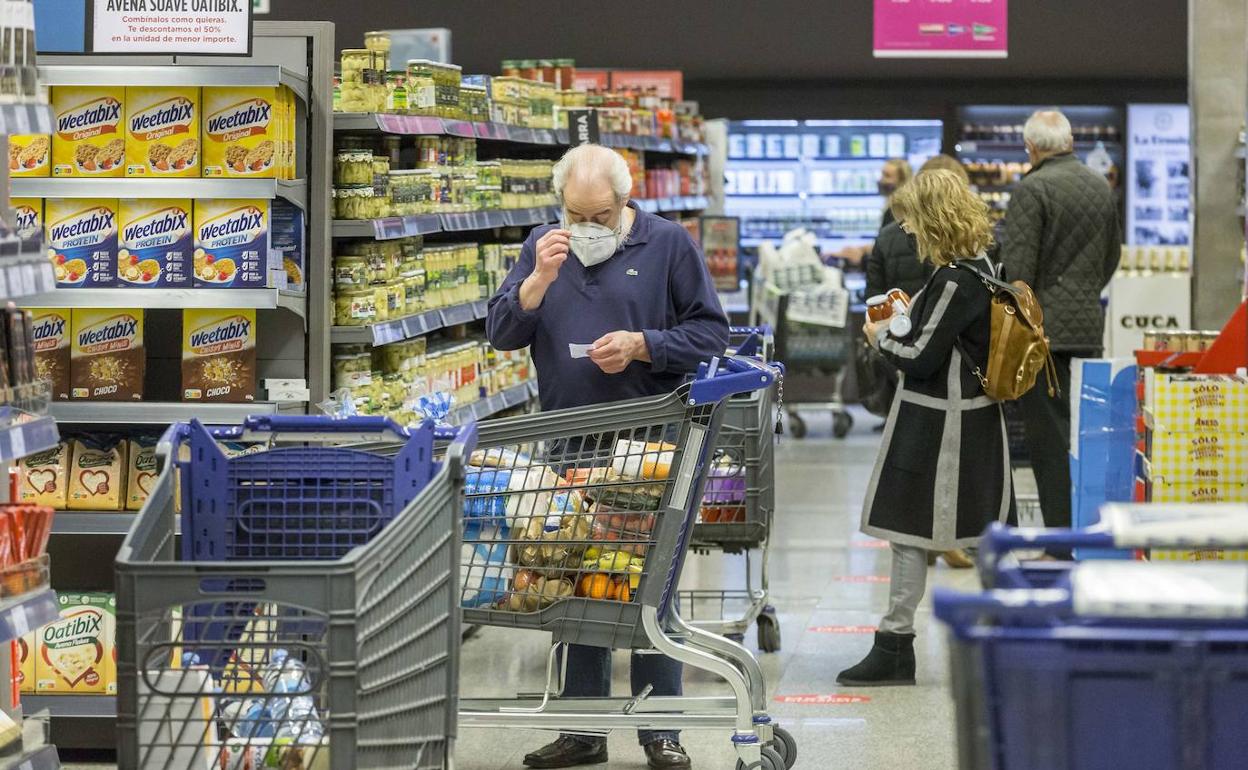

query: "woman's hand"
(863, 318), (890, 349)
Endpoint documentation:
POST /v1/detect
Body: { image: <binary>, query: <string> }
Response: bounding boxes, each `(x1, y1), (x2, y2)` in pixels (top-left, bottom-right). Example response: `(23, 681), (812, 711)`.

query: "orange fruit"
(618, 581), (631, 603)
(578, 573), (611, 600)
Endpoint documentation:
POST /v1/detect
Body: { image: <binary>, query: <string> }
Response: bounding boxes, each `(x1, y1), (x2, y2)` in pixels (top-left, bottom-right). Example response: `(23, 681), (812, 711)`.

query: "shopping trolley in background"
(680, 327), (783, 652)
(936, 503), (1248, 770)
(115, 415), (474, 770)
(449, 355), (797, 770)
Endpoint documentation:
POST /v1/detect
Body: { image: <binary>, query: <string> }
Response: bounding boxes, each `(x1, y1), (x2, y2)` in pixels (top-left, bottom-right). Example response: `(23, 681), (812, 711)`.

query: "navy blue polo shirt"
(486, 202), (730, 411)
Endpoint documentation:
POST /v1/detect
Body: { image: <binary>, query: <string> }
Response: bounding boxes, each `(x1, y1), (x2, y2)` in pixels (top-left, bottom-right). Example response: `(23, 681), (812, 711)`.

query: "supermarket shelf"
(0, 102), (53, 135)
(40, 64), (309, 101)
(0, 417), (59, 465)
(50, 511), (137, 536)
(51, 401), (279, 426)
(12, 178), (307, 208)
(20, 288), (306, 316)
(0, 250), (57, 302)
(333, 206), (558, 240)
(331, 299), (490, 346)
(21, 696), (114, 720)
(634, 196), (709, 213)
(0, 589), (58, 645)
(447, 380), (537, 425)
(728, 156), (894, 163)
(957, 139), (1122, 152)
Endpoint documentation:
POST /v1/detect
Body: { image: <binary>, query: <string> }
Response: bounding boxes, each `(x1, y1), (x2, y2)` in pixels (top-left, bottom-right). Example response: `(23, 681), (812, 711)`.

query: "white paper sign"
(92, 0), (252, 55)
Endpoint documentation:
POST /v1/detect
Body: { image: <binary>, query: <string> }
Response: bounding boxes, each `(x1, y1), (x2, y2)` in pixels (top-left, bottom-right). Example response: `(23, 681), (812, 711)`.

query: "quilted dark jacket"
(1001, 153), (1120, 352)
(865, 221), (933, 298)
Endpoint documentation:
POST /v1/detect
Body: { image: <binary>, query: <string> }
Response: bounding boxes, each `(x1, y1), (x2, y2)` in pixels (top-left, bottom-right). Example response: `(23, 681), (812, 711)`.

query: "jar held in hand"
(865, 288), (913, 337)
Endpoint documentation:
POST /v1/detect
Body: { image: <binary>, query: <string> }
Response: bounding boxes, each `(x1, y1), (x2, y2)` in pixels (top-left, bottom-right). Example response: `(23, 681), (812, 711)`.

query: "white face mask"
(567, 219), (624, 267)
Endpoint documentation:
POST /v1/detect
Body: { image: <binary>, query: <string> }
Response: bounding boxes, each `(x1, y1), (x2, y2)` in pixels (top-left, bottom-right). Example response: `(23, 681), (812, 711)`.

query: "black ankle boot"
(836, 631), (916, 686)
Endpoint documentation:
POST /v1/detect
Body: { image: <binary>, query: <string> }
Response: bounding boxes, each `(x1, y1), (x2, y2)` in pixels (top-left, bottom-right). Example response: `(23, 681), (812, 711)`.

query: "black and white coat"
(860, 256), (1016, 550)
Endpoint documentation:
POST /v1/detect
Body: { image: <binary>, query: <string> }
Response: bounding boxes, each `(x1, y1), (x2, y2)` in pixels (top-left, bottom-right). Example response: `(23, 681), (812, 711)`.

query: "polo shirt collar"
(623, 200), (652, 246)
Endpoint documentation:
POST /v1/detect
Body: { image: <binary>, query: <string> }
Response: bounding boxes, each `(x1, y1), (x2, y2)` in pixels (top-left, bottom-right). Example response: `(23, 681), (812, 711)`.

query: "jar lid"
(341, 48), (372, 55)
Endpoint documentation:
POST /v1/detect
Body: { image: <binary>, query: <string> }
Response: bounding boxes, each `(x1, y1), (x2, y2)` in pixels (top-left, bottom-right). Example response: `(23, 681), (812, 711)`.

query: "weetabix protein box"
(193, 199), (269, 288)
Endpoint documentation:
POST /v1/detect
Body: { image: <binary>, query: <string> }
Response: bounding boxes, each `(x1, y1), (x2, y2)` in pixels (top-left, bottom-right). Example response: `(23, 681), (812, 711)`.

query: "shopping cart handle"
(206, 414), (414, 443)
(689, 355), (780, 405)
(442, 421), (478, 480)
(729, 326), (772, 358)
(933, 586), (1073, 637)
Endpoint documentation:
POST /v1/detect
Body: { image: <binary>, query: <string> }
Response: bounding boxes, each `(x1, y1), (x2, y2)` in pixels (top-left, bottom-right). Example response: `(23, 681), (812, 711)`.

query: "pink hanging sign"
(874, 0), (1008, 59)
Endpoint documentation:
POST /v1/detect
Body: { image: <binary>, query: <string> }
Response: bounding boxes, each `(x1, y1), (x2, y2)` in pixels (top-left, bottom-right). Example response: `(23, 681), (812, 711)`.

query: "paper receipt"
(569, 343), (594, 359)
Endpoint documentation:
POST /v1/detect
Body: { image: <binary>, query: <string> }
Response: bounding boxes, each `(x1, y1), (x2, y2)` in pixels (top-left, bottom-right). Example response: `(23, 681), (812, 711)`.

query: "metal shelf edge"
(18, 288), (306, 315)
(21, 695), (115, 719)
(50, 401), (279, 425)
(39, 64), (308, 101)
(50, 512), (137, 536)
(12, 178), (301, 201)
(329, 298), (491, 346)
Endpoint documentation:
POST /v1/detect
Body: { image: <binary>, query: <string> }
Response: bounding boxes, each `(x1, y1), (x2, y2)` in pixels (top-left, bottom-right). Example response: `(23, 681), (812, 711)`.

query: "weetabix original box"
(125, 86), (200, 177)
(202, 87), (279, 178)
(51, 86), (125, 177)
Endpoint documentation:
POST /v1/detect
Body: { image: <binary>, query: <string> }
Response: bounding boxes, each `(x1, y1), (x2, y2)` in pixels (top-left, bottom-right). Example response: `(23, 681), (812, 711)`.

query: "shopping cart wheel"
(757, 607), (782, 653)
(736, 746), (786, 770)
(787, 412), (807, 439)
(832, 411), (853, 439)
(769, 726), (797, 769)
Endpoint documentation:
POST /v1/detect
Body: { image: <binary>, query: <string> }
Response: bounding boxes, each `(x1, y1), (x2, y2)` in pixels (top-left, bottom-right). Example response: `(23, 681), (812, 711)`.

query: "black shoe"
(522, 736), (608, 768)
(644, 739), (692, 769)
(836, 631), (916, 686)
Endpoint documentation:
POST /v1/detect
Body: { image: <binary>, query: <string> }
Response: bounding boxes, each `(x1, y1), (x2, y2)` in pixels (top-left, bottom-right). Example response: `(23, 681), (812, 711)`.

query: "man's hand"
(533, 228), (570, 283)
(589, 331), (650, 374)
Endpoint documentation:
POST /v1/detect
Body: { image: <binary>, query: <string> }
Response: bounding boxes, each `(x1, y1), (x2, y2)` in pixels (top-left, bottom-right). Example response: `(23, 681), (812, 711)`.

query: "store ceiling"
(276, 0), (1187, 83)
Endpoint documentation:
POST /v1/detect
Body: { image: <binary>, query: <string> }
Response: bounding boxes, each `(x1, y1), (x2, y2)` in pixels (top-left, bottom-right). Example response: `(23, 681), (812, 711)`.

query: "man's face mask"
(566, 214), (624, 267)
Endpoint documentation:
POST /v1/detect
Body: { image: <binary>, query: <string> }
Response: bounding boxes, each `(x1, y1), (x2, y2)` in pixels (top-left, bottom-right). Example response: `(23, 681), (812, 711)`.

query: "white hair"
(551, 144), (632, 201)
(1023, 110), (1074, 154)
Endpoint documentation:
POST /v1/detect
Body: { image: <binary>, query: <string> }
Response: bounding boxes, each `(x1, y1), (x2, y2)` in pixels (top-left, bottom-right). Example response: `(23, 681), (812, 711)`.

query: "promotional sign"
(873, 0), (1008, 58)
(571, 69), (610, 92)
(92, 0), (253, 55)
(1105, 273), (1192, 358)
(566, 109), (600, 146)
(1126, 104), (1191, 246)
(610, 70), (683, 101)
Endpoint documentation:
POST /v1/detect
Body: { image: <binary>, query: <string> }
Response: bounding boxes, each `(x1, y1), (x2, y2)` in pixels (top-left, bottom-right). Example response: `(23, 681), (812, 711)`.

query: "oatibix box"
(45, 199), (118, 288)
(118, 199), (192, 287)
(193, 199), (269, 288)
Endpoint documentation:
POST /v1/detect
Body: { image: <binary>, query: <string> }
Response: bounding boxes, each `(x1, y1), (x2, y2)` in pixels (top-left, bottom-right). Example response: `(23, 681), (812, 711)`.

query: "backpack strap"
(948, 260), (997, 394)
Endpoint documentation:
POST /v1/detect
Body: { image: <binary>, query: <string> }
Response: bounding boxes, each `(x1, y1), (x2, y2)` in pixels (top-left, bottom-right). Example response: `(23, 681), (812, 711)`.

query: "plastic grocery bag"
(461, 520), (511, 608)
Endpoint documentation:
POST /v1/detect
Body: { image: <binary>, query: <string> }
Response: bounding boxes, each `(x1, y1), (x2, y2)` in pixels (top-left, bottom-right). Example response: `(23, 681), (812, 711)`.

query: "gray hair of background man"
(551, 144), (632, 201)
(1023, 110), (1074, 154)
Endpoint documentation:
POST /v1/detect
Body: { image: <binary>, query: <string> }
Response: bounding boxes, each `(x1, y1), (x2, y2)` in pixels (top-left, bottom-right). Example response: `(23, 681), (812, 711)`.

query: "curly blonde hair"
(890, 170), (994, 267)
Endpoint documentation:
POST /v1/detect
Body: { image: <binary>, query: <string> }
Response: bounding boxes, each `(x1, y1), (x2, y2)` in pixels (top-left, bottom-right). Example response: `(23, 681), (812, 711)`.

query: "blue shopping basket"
(935, 503), (1248, 770)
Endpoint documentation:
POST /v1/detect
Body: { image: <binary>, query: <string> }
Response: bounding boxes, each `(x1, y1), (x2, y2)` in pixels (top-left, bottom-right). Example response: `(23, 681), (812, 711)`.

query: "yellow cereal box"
(202, 87), (279, 178)
(9, 197), (41, 242)
(16, 633), (35, 694)
(119, 199), (193, 287)
(8, 134), (50, 177)
(51, 86), (126, 177)
(125, 87), (200, 177)
(36, 593), (114, 694)
(45, 198), (119, 288)
(193, 199), (270, 288)
(182, 309), (257, 403)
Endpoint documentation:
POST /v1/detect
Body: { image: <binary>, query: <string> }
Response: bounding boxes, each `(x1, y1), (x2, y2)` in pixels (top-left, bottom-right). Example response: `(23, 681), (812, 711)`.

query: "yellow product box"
(1149, 374), (1248, 433)
(51, 86), (126, 177)
(1152, 549), (1248, 561)
(193, 199), (270, 288)
(202, 87), (279, 178)
(36, 592), (115, 694)
(8, 134), (50, 176)
(1148, 477), (1248, 505)
(118, 199), (193, 287)
(45, 198), (119, 288)
(182, 309), (257, 403)
(9, 197), (41, 244)
(1147, 430), (1248, 484)
(66, 436), (128, 511)
(16, 633), (35, 694)
(17, 442), (69, 508)
(125, 86), (200, 177)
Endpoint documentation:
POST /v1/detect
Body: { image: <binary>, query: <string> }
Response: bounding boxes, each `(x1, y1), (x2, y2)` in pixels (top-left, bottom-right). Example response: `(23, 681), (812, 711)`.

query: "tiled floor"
(64, 407), (1022, 770)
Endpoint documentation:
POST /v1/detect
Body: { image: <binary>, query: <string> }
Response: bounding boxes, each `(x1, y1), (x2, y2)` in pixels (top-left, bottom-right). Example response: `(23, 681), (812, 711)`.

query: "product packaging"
(202, 87), (280, 178)
(36, 592), (115, 694)
(9, 198), (41, 242)
(29, 308), (71, 400)
(45, 198), (119, 288)
(16, 443), (69, 508)
(51, 86), (126, 177)
(270, 198), (305, 290)
(8, 134), (50, 177)
(118, 199), (193, 287)
(181, 309), (257, 403)
(70, 308), (145, 401)
(1149, 374), (1248, 432)
(126, 436), (158, 511)
(125, 86), (200, 177)
(192, 199), (270, 288)
(16, 633), (35, 694)
(66, 436), (128, 511)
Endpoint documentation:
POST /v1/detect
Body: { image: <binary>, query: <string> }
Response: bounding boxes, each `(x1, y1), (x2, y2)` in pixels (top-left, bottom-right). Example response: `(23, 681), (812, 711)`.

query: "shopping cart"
(935, 503), (1248, 770)
(450, 354), (797, 770)
(115, 415), (474, 770)
(680, 327), (783, 652)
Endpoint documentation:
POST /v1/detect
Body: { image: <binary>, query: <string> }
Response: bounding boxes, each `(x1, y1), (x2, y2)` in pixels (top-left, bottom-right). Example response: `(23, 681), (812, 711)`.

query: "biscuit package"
(51, 86), (126, 177)
(125, 86), (200, 177)
(66, 436), (127, 511)
(70, 308), (145, 401)
(182, 309), (257, 403)
(193, 199), (269, 288)
(45, 198), (118, 288)
(126, 436), (159, 511)
(202, 87), (280, 178)
(8, 134), (50, 177)
(17, 442), (69, 508)
(36, 592), (115, 694)
(29, 307), (70, 400)
(9, 197), (41, 242)
(118, 199), (192, 287)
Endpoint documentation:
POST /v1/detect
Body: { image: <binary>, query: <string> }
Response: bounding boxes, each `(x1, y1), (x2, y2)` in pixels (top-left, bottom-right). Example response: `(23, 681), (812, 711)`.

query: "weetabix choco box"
(70, 309), (145, 401)
(29, 308), (70, 400)
(125, 86), (200, 177)
(193, 199), (269, 288)
(182, 309), (256, 403)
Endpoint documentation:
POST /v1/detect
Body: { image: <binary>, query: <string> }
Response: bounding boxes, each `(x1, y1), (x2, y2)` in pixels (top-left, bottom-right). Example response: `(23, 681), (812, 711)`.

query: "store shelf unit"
(21, 287), (306, 316)
(447, 380), (538, 425)
(50, 400), (281, 426)
(331, 299), (490, 346)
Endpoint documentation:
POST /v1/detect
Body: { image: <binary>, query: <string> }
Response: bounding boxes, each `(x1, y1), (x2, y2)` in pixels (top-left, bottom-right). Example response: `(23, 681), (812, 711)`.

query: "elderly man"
(1002, 110), (1120, 555)
(487, 143), (729, 769)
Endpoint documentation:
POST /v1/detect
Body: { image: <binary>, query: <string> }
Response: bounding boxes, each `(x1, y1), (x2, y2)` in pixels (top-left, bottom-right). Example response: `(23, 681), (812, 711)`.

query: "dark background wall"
(269, 0), (1188, 118)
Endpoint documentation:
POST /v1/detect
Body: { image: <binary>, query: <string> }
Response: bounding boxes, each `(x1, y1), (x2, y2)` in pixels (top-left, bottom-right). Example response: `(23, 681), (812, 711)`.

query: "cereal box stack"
(124, 86), (200, 177)
(51, 86), (126, 177)
(202, 86), (296, 179)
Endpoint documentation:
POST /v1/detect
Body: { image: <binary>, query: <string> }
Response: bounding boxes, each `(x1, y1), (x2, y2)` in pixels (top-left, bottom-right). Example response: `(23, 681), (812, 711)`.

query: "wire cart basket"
(115, 415), (474, 770)
(449, 355), (797, 770)
(936, 503), (1248, 770)
(680, 328), (783, 652)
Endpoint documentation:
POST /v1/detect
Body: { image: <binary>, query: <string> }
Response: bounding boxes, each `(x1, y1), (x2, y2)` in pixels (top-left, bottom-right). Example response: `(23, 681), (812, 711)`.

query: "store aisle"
(454, 410), (981, 770)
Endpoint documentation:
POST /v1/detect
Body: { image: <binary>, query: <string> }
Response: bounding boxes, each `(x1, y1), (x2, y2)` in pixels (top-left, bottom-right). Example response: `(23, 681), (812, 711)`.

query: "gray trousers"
(879, 543), (928, 635)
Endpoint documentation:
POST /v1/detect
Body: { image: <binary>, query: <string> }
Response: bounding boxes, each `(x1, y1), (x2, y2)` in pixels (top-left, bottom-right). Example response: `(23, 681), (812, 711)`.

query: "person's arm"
(644, 235), (731, 374)
(486, 228), (569, 351)
(873, 273), (978, 380)
(1001, 181), (1044, 287)
(865, 236), (888, 299)
(1100, 205), (1122, 290)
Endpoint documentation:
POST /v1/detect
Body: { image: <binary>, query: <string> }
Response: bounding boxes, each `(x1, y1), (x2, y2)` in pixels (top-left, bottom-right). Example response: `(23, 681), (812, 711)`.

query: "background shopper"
(487, 144), (729, 769)
(1001, 110), (1121, 552)
(838, 170), (1015, 686)
(837, 158), (913, 266)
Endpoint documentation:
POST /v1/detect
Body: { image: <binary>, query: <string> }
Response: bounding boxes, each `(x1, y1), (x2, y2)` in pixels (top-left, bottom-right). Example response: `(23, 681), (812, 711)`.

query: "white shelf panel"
(20, 288), (305, 316)
(40, 64), (308, 101)
(51, 401), (279, 426)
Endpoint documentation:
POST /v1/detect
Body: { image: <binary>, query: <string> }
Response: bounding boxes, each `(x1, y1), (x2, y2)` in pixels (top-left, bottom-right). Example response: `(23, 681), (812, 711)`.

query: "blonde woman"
(837, 170), (1015, 686)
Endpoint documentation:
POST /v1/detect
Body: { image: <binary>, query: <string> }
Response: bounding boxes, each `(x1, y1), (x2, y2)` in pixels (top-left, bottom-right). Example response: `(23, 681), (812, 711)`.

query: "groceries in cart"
(700, 454), (747, 524)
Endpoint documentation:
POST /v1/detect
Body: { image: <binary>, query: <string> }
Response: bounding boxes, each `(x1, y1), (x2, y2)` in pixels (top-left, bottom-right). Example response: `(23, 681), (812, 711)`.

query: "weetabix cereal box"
(29, 308), (71, 400)
(36, 593), (113, 694)
(193, 199), (269, 288)
(9, 197), (41, 243)
(125, 86), (200, 177)
(51, 86), (125, 177)
(202, 87), (279, 178)
(118, 199), (192, 287)
(182, 309), (257, 403)
(70, 308), (145, 401)
(8, 134), (50, 177)
(45, 198), (118, 288)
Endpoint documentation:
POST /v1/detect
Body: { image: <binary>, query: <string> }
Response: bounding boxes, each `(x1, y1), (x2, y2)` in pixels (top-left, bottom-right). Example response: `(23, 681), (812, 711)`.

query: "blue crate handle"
(689, 355), (781, 405)
(933, 586), (1074, 637)
(216, 414), (414, 442)
(728, 325), (772, 358)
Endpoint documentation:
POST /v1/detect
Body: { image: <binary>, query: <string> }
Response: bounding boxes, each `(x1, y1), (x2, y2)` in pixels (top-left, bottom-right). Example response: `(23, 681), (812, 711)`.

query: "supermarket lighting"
(740, 120), (801, 127)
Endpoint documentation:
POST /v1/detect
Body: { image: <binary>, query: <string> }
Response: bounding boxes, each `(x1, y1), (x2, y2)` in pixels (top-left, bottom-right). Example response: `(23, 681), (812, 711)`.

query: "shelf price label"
(92, 0), (254, 55)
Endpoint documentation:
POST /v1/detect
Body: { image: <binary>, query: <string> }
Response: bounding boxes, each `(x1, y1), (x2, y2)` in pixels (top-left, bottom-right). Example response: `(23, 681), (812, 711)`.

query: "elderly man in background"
(1001, 110), (1121, 555)
(488, 143), (729, 769)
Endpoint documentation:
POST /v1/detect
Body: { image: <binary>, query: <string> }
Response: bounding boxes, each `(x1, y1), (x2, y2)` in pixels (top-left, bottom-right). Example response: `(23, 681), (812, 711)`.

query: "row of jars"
(334, 159), (553, 220)
(333, 241), (495, 327)
(332, 339), (490, 418)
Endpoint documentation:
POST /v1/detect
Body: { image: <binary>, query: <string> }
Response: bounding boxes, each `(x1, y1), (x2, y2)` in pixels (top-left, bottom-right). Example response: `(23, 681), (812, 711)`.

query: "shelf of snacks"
(11, 178), (307, 209)
(21, 288), (306, 316)
(38, 64), (309, 102)
(50, 401), (279, 426)
(332, 299), (490, 346)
